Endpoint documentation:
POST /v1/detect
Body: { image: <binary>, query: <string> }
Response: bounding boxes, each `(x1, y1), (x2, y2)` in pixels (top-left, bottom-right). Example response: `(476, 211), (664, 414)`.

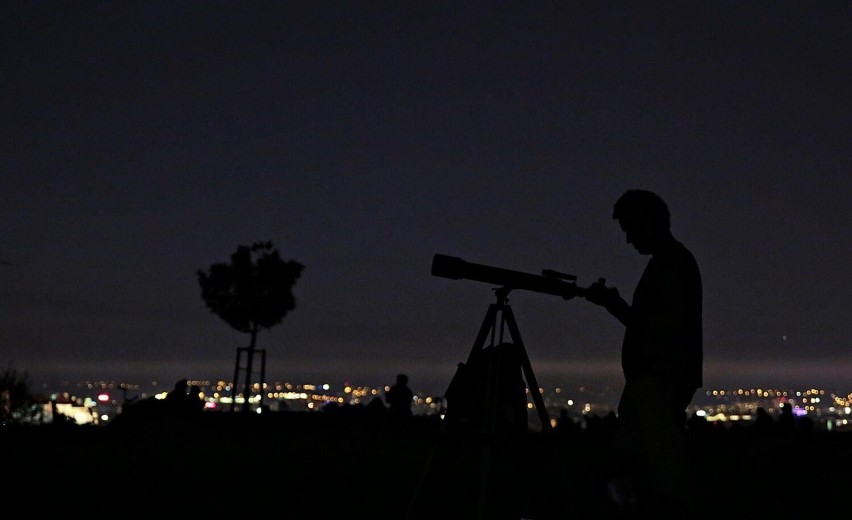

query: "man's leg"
(612, 378), (694, 516)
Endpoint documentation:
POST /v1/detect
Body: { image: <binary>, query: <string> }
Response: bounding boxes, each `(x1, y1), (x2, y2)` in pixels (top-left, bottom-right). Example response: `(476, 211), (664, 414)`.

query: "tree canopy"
(1, 364), (38, 424)
(197, 241), (304, 335)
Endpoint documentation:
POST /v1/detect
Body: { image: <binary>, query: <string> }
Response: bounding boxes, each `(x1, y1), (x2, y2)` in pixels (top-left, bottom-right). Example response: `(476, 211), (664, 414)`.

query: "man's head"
(612, 190), (671, 255)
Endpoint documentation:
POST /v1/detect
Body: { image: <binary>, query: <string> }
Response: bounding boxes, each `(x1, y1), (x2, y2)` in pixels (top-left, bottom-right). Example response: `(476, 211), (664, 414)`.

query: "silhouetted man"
(583, 189), (702, 517)
(385, 373), (414, 419)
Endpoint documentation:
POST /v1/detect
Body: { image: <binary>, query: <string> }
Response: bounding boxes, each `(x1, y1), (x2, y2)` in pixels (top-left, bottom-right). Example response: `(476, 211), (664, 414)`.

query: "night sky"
(2, 1), (851, 396)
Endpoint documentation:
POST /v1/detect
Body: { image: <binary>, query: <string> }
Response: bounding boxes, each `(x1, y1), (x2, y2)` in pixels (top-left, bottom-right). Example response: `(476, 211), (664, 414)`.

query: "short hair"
(612, 190), (670, 230)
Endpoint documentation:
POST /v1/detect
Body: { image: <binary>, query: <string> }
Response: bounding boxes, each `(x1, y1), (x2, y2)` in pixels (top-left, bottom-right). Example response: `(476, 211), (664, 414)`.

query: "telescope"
(431, 254), (589, 299)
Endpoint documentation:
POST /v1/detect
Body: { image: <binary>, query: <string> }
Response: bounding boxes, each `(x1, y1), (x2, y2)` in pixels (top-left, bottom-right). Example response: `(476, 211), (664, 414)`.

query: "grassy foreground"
(4, 410), (851, 519)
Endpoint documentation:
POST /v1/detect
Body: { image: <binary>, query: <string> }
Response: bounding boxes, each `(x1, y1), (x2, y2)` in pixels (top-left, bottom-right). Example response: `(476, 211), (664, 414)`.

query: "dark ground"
(4, 410), (851, 519)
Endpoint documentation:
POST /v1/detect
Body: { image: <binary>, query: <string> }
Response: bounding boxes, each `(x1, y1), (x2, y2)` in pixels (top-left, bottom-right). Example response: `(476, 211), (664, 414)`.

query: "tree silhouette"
(1, 364), (37, 424)
(197, 241), (304, 412)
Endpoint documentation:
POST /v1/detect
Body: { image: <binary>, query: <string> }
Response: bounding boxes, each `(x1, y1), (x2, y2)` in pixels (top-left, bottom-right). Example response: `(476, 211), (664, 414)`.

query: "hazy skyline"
(2, 2), (851, 395)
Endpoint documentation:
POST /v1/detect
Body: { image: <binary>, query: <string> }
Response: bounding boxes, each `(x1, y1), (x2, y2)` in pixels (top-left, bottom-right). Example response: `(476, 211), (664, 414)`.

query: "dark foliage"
(1, 364), (37, 423)
(197, 241), (304, 334)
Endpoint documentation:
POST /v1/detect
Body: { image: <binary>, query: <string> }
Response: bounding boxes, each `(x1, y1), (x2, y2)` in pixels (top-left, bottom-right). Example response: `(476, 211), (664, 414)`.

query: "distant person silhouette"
(580, 189), (703, 518)
(385, 373), (414, 419)
(165, 378), (202, 414)
(778, 402), (796, 432)
(166, 378), (189, 402)
(188, 384), (204, 413)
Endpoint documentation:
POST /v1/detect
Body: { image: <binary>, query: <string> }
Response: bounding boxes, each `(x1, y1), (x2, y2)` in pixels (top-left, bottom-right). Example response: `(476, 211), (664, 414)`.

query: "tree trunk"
(242, 326), (258, 413)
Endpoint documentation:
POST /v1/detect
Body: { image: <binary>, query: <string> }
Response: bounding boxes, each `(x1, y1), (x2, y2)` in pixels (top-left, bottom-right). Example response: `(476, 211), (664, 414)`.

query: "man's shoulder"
(653, 239), (701, 278)
(660, 238), (697, 260)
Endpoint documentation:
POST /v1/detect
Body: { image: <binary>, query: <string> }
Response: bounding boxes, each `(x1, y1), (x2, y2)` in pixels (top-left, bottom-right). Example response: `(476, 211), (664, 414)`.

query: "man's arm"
(584, 279), (630, 326)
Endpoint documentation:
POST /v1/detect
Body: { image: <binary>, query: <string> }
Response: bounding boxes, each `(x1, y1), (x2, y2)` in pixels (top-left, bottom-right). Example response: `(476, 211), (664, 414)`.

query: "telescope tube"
(431, 254), (586, 298)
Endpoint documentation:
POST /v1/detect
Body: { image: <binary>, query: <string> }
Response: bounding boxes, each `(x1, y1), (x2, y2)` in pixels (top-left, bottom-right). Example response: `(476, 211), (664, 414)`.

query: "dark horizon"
(23, 362), (852, 403)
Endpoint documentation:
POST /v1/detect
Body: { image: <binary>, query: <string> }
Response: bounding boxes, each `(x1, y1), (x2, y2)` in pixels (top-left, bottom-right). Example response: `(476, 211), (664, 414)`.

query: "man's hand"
(561, 284), (581, 301)
(584, 278), (621, 308)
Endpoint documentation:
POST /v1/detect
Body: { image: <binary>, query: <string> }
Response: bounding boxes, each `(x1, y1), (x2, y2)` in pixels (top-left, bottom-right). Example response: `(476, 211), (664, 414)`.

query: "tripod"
(406, 287), (553, 520)
(457, 286), (551, 432)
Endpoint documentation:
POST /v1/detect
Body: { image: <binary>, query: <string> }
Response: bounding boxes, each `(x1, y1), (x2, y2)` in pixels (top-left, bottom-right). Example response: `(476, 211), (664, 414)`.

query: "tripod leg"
(502, 306), (552, 431)
(467, 303), (499, 364)
(406, 303), (501, 520)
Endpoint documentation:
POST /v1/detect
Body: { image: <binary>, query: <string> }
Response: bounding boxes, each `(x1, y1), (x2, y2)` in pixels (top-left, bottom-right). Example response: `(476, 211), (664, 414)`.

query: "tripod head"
(431, 254), (589, 299)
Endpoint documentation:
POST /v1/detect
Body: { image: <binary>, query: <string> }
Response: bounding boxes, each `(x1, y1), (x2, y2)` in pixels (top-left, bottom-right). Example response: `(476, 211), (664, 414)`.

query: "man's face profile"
(618, 216), (654, 255)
